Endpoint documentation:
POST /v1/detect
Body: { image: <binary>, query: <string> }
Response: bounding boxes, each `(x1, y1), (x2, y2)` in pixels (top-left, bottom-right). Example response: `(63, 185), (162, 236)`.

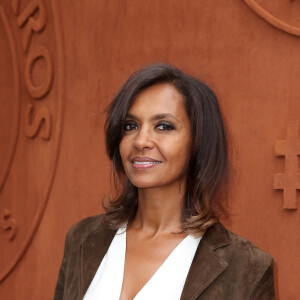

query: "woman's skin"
(119, 83), (193, 300)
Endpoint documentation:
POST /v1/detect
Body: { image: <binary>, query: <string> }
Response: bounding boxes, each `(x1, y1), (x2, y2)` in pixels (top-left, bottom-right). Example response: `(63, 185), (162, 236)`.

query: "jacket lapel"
(180, 223), (231, 300)
(78, 222), (230, 300)
(79, 227), (116, 298)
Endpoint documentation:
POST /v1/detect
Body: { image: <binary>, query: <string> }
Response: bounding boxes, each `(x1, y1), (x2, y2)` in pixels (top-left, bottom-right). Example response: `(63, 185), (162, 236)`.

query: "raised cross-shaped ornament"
(273, 121), (300, 209)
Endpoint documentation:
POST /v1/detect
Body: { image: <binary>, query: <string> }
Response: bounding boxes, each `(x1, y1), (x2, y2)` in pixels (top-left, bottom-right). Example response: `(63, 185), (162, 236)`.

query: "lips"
(130, 156), (162, 169)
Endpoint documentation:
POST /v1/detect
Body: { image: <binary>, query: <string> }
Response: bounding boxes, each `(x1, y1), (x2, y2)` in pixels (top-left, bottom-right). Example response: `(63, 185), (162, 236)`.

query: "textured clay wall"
(1, 0), (300, 299)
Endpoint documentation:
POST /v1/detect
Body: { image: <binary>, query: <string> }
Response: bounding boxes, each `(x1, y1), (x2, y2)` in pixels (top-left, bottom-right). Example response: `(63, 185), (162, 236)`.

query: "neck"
(131, 183), (186, 236)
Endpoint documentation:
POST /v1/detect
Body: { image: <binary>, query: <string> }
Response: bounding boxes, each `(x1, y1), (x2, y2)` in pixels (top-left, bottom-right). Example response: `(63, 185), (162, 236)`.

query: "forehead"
(128, 83), (187, 118)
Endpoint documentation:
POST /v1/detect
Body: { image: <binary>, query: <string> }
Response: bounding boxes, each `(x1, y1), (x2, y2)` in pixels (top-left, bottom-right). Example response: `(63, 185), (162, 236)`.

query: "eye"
(156, 122), (175, 131)
(124, 121), (138, 131)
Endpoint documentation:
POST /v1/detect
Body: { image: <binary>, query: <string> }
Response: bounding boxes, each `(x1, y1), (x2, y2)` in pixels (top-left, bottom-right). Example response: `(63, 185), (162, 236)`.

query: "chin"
(130, 181), (159, 189)
(128, 177), (162, 189)
(129, 179), (180, 190)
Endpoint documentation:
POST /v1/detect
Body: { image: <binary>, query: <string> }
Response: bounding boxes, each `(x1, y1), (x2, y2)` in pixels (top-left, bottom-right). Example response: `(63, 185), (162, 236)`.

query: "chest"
(83, 229), (201, 300)
(120, 235), (187, 299)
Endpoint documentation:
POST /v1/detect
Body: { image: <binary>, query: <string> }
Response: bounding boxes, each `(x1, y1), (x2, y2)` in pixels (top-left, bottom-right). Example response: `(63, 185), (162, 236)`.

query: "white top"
(83, 227), (201, 300)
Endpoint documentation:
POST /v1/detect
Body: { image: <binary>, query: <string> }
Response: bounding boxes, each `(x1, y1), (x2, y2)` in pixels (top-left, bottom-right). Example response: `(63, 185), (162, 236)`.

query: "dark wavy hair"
(103, 63), (229, 236)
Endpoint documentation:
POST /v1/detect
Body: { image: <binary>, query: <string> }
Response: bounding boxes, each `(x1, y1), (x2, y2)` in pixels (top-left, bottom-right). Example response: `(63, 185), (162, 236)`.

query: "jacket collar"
(80, 222), (230, 299)
(180, 222), (231, 300)
(80, 226), (116, 298)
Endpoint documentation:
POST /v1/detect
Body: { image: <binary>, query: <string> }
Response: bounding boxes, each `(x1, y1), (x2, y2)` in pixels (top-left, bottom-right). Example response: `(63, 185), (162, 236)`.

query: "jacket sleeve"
(250, 259), (275, 300)
(53, 229), (71, 300)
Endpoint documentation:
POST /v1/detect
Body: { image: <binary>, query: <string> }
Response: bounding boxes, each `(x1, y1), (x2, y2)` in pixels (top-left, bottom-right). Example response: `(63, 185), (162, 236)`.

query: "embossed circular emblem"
(0, 0), (64, 281)
(0, 5), (20, 200)
(244, 0), (300, 37)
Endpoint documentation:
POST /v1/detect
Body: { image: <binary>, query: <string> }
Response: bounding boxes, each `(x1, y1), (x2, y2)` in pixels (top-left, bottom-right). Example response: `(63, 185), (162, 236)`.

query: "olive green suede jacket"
(54, 214), (275, 300)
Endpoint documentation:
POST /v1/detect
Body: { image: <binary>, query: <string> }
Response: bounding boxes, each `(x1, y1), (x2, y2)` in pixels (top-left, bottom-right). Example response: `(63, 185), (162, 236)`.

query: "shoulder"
(204, 222), (273, 265)
(227, 228), (272, 261)
(226, 226), (272, 269)
(68, 214), (105, 234)
(190, 223), (275, 298)
(203, 222), (273, 284)
(65, 214), (107, 248)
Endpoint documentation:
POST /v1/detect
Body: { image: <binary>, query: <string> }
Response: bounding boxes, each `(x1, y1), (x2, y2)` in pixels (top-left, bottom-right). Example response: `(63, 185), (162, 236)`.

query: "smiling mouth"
(130, 157), (162, 169)
(132, 161), (161, 169)
(133, 161), (161, 165)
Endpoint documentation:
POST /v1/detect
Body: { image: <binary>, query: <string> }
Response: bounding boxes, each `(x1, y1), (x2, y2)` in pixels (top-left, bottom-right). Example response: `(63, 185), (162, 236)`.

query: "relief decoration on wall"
(0, 0), (64, 282)
(273, 121), (300, 210)
(244, 0), (300, 37)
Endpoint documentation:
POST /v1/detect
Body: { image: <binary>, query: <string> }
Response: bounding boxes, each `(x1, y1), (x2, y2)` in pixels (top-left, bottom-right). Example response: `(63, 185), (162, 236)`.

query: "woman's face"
(119, 83), (192, 190)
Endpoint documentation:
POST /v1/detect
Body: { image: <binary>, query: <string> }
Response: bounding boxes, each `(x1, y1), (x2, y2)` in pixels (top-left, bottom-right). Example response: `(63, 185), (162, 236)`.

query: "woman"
(54, 63), (275, 300)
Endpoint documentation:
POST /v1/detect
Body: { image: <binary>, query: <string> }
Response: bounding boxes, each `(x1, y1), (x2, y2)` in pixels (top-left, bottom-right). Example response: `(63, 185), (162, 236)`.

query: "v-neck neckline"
(83, 226), (201, 300)
(119, 228), (201, 300)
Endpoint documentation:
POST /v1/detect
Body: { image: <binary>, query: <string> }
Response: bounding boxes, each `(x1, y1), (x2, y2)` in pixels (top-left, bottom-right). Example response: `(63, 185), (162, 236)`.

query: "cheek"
(119, 138), (128, 165)
(176, 138), (192, 167)
(119, 136), (136, 171)
(163, 138), (191, 164)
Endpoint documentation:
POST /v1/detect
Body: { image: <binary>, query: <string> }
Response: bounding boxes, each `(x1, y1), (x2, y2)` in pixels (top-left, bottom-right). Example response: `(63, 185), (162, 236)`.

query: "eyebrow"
(126, 113), (179, 122)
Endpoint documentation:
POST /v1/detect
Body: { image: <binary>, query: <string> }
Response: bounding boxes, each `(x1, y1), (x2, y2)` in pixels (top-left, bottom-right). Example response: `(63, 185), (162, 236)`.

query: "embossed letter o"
(25, 46), (53, 99)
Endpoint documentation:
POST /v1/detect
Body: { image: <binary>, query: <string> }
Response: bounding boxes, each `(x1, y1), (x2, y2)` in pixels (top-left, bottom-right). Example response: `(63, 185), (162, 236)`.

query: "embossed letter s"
(1, 209), (18, 241)
(25, 103), (52, 140)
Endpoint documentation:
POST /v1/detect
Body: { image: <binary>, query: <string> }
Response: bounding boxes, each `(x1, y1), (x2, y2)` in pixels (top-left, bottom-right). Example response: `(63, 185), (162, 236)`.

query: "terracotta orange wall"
(1, 0), (300, 299)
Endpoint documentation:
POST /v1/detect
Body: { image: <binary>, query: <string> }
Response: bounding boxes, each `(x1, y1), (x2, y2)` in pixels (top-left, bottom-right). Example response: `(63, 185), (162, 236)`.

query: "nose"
(133, 127), (154, 151)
